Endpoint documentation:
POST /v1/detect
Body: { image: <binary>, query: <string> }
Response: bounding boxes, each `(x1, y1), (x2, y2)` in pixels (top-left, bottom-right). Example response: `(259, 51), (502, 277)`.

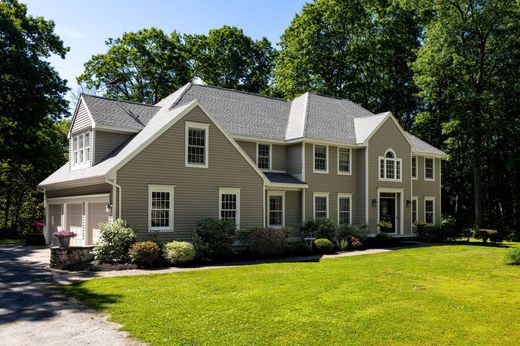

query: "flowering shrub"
(53, 231), (77, 238)
(92, 219), (137, 263)
(164, 241), (196, 265)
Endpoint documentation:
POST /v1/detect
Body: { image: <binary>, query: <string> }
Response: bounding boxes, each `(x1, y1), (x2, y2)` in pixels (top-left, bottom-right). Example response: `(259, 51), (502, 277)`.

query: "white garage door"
(89, 203), (108, 245)
(68, 203), (84, 246)
(48, 204), (62, 246)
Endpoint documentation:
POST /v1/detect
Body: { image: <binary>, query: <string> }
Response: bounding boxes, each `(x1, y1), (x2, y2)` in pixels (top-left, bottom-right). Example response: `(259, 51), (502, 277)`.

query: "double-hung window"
(72, 132), (90, 167)
(148, 185), (174, 231)
(424, 197), (435, 225)
(257, 143), (271, 170)
(219, 187), (240, 228)
(412, 197), (418, 224)
(338, 147), (351, 174)
(379, 149), (402, 181)
(268, 192), (284, 228)
(313, 193), (329, 219)
(337, 194), (352, 225)
(314, 145), (328, 173)
(424, 158), (435, 181)
(412, 156), (417, 179)
(185, 122), (209, 168)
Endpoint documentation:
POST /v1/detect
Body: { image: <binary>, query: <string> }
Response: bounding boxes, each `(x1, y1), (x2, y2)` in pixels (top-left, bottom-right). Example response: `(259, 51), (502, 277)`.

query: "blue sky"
(24, 0), (307, 99)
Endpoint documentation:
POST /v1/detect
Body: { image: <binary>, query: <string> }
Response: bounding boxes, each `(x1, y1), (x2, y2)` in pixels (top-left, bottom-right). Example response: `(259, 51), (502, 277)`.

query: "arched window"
(379, 149), (401, 181)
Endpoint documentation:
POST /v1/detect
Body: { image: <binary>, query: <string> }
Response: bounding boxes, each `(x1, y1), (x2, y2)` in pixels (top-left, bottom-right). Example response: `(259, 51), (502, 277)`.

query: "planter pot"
(58, 237), (71, 248)
(25, 233), (46, 246)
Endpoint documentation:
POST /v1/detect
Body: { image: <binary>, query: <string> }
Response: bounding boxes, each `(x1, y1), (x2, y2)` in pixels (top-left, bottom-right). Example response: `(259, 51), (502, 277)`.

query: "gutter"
(105, 177), (122, 219)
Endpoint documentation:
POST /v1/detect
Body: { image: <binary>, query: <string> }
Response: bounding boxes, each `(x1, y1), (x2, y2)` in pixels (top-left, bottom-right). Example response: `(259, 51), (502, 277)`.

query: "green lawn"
(0, 236), (24, 245)
(65, 243), (520, 345)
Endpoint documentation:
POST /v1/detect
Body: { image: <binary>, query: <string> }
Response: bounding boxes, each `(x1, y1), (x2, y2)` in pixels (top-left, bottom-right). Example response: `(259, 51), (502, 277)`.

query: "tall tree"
(412, 0), (520, 229)
(186, 26), (276, 93)
(78, 28), (192, 104)
(274, 0), (421, 128)
(0, 0), (69, 232)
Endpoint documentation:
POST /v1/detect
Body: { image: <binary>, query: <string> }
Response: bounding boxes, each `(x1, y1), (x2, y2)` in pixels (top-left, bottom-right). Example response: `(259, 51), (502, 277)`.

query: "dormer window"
(379, 149), (402, 181)
(72, 132), (90, 167)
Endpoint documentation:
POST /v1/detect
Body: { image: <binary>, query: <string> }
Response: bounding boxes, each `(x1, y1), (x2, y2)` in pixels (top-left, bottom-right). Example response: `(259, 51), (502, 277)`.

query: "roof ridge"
(168, 82), (193, 110)
(306, 92), (375, 116)
(188, 83), (289, 103)
(81, 93), (160, 108)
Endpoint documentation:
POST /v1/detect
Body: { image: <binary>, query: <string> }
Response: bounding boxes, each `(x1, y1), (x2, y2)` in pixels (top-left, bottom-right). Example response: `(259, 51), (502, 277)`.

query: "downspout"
(105, 177), (122, 220)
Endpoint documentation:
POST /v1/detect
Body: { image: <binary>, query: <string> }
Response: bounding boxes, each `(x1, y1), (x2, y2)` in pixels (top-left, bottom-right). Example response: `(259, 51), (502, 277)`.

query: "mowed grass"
(64, 244), (520, 345)
(0, 236), (24, 245)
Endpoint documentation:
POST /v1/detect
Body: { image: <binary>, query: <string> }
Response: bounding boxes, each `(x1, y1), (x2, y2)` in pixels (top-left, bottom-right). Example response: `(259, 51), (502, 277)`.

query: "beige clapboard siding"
(412, 156), (441, 225)
(45, 184), (112, 199)
(286, 143), (303, 179)
(353, 148), (366, 225)
(367, 117), (412, 234)
(71, 98), (92, 134)
(235, 140), (287, 172)
(94, 130), (133, 164)
(303, 143), (358, 225)
(117, 106), (264, 241)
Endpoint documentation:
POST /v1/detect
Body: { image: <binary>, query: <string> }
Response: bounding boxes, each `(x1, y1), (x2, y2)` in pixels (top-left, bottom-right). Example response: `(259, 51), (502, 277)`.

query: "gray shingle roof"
(406, 133), (446, 156)
(169, 84), (289, 141)
(82, 94), (160, 132)
(264, 172), (306, 185)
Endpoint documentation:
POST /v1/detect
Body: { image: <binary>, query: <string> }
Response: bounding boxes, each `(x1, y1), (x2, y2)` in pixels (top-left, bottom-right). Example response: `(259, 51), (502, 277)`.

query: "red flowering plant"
(53, 231), (77, 239)
(31, 221), (46, 233)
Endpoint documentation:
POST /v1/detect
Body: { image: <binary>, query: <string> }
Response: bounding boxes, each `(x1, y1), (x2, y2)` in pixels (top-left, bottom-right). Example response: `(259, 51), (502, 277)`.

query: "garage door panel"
(89, 203), (109, 245)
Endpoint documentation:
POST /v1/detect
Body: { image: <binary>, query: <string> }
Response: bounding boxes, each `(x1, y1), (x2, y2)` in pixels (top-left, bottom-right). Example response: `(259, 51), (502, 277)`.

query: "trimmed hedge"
(129, 241), (161, 268)
(241, 227), (288, 258)
(314, 238), (334, 254)
(164, 241), (196, 265)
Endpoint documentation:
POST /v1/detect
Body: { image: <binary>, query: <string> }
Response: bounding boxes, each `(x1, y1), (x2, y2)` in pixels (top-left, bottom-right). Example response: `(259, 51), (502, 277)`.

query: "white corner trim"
(313, 144), (329, 174)
(185, 121), (209, 169)
(148, 184), (175, 232)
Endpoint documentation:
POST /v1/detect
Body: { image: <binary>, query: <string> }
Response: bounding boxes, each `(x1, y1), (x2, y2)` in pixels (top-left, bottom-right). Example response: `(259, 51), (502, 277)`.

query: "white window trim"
(337, 147), (352, 175)
(424, 157), (435, 181)
(412, 156), (418, 180)
(313, 192), (329, 219)
(185, 121), (209, 168)
(337, 193), (353, 225)
(267, 191), (285, 228)
(218, 187), (241, 228)
(411, 196), (418, 226)
(71, 131), (91, 169)
(256, 142), (272, 171)
(148, 184), (175, 232)
(313, 144), (329, 174)
(424, 196), (435, 226)
(378, 148), (402, 182)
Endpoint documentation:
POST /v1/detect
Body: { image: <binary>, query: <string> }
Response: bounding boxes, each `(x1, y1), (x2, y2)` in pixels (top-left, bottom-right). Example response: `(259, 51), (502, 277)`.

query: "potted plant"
(25, 221), (46, 246)
(53, 230), (77, 248)
(377, 220), (392, 233)
(414, 220), (427, 236)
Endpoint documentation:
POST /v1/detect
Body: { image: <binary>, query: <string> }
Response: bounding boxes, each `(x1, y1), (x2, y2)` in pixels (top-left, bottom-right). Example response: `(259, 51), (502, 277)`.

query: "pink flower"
(32, 221), (45, 229)
(53, 231), (77, 238)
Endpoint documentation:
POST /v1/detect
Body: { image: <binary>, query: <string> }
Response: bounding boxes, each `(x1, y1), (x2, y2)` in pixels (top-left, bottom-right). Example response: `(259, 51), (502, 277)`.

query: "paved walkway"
(0, 245), (143, 346)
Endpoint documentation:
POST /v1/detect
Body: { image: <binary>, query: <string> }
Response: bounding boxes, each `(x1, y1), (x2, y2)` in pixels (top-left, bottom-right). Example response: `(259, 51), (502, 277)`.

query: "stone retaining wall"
(50, 246), (94, 269)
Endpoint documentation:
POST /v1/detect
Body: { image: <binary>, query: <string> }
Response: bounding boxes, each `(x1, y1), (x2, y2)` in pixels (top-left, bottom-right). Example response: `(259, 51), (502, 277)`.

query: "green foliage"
(285, 242), (312, 256)
(377, 220), (393, 231)
(186, 26), (276, 93)
(92, 219), (137, 263)
(78, 27), (192, 104)
(300, 218), (337, 241)
(164, 241), (196, 265)
(504, 248), (520, 265)
(192, 218), (236, 261)
(337, 224), (368, 242)
(472, 229), (499, 244)
(241, 227), (288, 258)
(0, 0), (69, 234)
(129, 241), (161, 268)
(313, 238), (335, 254)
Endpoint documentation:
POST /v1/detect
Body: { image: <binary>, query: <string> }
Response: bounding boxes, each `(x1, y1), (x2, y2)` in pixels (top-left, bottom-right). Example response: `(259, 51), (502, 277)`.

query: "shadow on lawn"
(0, 244), (121, 325)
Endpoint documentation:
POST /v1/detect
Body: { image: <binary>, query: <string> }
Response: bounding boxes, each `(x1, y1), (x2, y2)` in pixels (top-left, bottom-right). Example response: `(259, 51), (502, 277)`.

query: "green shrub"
(164, 241), (196, 265)
(339, 239), (348, 251)
(504, 248), (520, 265)
(314, 238), (334, 254)
(241, 227), (288, 258)
(129, 241), (161, 267)
(192, 218), (236, 261)
(285, 242), (312, 256)
(414, 220), (427, 235)
(472, 228), (499, 244)
(92, 219), (137, 263)
(337, 224), (368, 242)
(301, 218), (336, 241)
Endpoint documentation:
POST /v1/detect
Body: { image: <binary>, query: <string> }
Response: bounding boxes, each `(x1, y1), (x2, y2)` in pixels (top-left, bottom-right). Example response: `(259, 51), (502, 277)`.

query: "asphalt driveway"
(0, 245), (142, 346)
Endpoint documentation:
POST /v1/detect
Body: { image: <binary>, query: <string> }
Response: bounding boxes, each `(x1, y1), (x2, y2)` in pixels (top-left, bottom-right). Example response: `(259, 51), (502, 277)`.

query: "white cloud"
(56, 26), (85, 40)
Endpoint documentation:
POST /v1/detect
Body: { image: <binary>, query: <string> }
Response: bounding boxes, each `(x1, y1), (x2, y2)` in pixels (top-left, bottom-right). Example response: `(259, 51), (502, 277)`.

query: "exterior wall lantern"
(105, 203), (113, 216)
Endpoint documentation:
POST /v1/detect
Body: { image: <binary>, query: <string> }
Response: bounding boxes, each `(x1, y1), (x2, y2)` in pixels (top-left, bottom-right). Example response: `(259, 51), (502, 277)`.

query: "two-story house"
(39, 83), (446, 246)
